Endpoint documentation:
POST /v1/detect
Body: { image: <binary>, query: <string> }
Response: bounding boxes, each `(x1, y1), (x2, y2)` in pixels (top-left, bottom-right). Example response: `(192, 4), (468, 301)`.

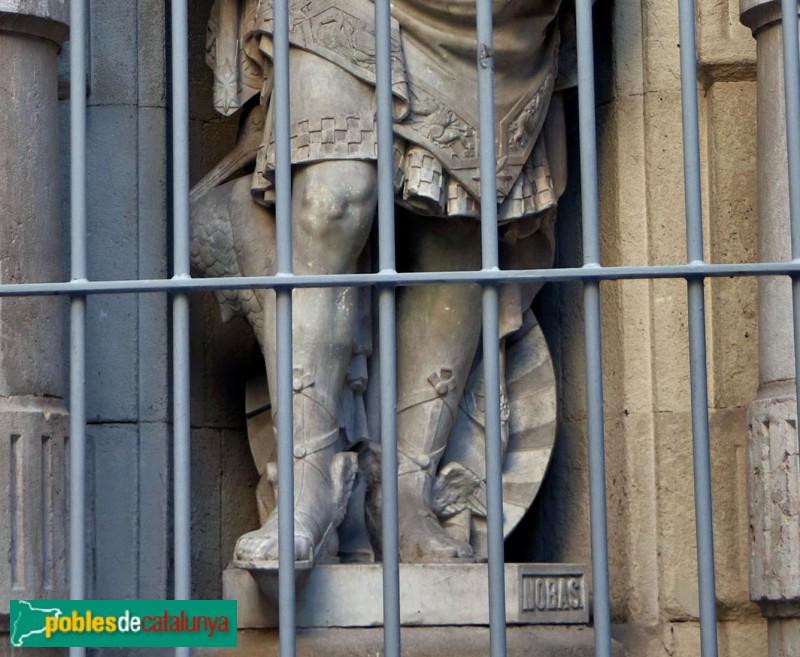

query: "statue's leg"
(395, 215), (483, 561)
(234, 47), (378, 563)
(235, 159), (376, 562)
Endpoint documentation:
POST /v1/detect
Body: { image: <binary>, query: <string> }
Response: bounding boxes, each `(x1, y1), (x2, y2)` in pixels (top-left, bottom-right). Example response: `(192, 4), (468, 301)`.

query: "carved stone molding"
(0, 0), (69, 45)
(747, 396), (800, 604)
(741, 0), (800, 34)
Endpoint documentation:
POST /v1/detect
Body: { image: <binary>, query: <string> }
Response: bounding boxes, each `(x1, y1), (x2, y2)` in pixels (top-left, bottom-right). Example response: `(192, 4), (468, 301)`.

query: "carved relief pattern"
(259, 113), (378, 173)
(394, 53), (557, 201)
(508, 71), (554, 154)
(254, 0), (409, 104)
(248, 0), (558, 210)
(748, 397), (800, 602)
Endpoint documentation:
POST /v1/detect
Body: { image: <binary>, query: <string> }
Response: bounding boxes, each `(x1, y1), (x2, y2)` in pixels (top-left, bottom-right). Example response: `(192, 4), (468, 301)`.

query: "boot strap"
(290, 427), (340, 459)
(397, 444), (447, 476)
(396, 368), (458, 417)
(273, 366), (340, 459)
(395, 368), (458, 476)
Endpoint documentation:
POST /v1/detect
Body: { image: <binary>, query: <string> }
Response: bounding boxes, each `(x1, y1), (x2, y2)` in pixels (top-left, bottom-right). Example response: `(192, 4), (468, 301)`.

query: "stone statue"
(191, 0), (570, 568)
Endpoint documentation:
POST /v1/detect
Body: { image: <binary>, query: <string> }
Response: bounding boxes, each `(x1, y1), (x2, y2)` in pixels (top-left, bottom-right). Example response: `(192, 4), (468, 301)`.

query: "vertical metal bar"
(677, 0), (719, 654)
(475, 0), (499, 272)
(69, 0), (87, 654)
(480, 287), (505, 657)
(574, 1), (612, 656)
(475, 2), (506, 657)
(272, 0), (296, 655)
(374, 0), (401, 655)
(780, 0), (800, 451)
(781, 0), (800, 259)
(378, 291), (399, 652)
(171, 0), (192, 655)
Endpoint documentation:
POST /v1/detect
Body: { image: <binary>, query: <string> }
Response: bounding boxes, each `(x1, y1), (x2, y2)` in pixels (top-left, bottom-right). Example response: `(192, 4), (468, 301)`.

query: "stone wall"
(533, 0), (766, 653)
(9, 0), (771, 654)
(57, 0), (261, 609)
(509, 0), (769, 654)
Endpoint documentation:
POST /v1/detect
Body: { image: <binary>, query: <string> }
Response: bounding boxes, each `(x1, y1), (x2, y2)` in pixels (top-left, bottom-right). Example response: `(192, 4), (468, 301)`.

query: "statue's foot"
(398, 476), (474, 563)
(233, 509), (328, 563)
(398, 508), (474, 562)
(234, 450), (354, 564)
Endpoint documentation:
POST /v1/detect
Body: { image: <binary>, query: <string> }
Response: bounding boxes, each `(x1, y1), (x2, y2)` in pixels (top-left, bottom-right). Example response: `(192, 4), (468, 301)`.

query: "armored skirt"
(207, 0), (566, 226)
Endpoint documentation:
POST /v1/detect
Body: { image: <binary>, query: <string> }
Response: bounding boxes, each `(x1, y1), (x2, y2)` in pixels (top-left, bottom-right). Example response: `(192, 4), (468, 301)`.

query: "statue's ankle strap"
(290, 365), (337, 426)
(396, 368), (458, 417)
(288, 427), (340, 459)
(397, 444), (447, 476)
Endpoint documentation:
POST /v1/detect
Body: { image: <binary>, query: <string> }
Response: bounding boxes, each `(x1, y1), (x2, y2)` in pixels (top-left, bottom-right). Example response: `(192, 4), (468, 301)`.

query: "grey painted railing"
(48, 0), (800, 656)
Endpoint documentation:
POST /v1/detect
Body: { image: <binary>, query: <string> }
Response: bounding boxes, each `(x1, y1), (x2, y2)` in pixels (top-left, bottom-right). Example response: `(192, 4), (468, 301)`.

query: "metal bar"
(574, 0), (612, 655)
(686, 279), (717, 655)
(378, 288), (399, 655)
(68, 296), (86, 657)
(677, 0), (719, 653)
(475, 2), (507, 656)
(171, 0), (192, 655)
(781, 0), (800, 259)
(374, 0), (401, 654)
(275, 289), (294, 657)
(271, 0), (296, 654)
(5, 262), (800, 298)
(780, 0), (800, 456)
(583, 282), (610, 657)
(68, 0), (87, 653)
(476, 0), (499, 271)
(480, 285), (506, 657)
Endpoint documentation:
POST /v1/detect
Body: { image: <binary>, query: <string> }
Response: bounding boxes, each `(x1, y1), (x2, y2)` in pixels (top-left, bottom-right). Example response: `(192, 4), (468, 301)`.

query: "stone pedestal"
(219, 562), (612, 656)
(195, 626), (627, 657)
(225, 563), (589, 629)
(741, 1), (800, 656)
(0, 0), (70, 634)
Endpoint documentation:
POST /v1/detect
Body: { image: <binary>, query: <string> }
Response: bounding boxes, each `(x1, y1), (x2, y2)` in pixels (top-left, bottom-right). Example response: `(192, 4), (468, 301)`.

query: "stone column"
(0, 0), (70, 622)
(741, 1), (800, 655)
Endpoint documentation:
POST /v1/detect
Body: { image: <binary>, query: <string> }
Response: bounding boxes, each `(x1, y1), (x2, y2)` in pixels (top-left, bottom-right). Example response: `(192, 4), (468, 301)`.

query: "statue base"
(195, 626), (626, 657)
(224, 563), (589, 628)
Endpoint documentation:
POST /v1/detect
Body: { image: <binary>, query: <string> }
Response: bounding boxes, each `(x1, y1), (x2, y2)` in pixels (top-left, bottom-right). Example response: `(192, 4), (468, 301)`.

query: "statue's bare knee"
(292, 160), (377, 273)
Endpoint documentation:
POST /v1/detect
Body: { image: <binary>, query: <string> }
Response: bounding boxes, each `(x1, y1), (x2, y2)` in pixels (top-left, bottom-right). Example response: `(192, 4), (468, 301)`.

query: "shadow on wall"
(506, 0), (615, 564)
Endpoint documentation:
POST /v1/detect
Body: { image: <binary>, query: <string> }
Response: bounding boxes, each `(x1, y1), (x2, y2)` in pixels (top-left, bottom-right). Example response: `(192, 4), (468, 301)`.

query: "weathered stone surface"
(196, 627), (627, 657)
(52, 0), (173, 613)
(91, 424), (140, 599)
(0, 405), (69, 613)
(0, 6), (68, 625)
(0, 0), (67, 21)
(226, 563), (588, 628)
(767, 617), (800, 657)
(697, 0), (756, 81)
(739, 4), (800, 657)
(0, 0), (68, 43)
(0, 32), (63, 398)
(748, 397), (800, 603)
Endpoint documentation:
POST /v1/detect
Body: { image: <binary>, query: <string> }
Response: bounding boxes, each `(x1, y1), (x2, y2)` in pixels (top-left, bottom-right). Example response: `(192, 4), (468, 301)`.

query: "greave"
(397, 367), (459, 483)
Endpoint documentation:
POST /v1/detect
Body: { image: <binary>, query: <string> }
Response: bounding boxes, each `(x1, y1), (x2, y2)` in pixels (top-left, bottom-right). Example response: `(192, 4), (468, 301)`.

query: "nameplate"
(518, 565), (588, 624)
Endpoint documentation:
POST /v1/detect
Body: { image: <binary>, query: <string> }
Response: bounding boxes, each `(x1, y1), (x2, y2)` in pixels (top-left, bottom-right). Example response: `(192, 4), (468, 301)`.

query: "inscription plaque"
(518, 565), (588, 624)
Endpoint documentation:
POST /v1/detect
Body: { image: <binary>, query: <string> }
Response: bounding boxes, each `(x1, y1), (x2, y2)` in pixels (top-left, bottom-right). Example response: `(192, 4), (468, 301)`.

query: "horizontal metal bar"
(2, 261), (800, 297)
